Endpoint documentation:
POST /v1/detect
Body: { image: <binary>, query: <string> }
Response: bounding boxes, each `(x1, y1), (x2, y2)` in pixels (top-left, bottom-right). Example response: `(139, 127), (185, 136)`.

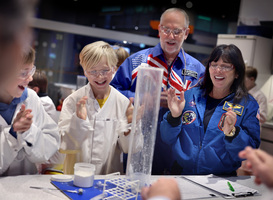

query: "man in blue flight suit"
(111, 8), (205, 175)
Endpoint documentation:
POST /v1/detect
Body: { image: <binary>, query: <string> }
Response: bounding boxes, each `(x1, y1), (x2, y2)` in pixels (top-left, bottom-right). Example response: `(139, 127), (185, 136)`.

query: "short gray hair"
(160, 8), (190, 28)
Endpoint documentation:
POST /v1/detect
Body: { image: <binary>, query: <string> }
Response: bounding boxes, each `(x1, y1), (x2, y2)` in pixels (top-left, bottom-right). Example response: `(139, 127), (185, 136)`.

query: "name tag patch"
(222, 101), (244, 116)
(181, 69), (198, 79)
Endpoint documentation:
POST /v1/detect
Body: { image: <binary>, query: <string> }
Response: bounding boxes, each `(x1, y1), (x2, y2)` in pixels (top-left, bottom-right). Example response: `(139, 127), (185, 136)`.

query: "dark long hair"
(201, 44), (248, 104)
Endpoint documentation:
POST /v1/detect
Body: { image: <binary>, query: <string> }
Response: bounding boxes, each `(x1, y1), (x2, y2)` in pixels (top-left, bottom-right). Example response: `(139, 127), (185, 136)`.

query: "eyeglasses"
(160, 25), (186, 37)
(209, 63), (234, 72)
(18, 65), (36, 79)
(85, 69), (112, 77)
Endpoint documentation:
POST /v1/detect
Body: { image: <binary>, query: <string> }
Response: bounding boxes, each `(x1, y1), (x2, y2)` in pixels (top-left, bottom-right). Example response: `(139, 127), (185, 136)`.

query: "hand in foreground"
(141, 178), (181, 200)
(239, 146), (273, 188)
(167, 88), (185, 118)
(222, 107), (237, 135)
(13, 104), (33, 132)
(76, 96), (88, 120)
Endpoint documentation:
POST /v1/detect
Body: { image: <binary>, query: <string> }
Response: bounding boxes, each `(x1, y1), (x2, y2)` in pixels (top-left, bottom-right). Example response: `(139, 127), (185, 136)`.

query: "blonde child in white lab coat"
(0, 47), (60, 176)
(59, 41), (133, 175)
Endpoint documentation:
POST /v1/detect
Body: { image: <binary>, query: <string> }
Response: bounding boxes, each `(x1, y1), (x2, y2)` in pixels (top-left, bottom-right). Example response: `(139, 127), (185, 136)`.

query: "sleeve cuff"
(166, 112), (182, 127)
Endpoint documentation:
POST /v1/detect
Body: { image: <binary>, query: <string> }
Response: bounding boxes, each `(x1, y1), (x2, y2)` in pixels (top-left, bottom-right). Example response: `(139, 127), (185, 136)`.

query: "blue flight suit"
(111, 43), (205, 174)
(160, 87), (261, 175)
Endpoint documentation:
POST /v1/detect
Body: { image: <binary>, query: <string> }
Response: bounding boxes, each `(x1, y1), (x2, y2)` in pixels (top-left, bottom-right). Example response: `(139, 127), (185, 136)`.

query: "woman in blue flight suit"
(160, 44), (260, 175)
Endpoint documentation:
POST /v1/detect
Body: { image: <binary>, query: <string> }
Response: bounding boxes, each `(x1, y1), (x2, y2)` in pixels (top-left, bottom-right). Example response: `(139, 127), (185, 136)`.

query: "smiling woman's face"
(209, 57), (237, 94)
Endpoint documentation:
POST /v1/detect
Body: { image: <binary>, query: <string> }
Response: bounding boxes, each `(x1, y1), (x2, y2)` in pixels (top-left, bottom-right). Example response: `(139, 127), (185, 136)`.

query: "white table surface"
(0, 175), (270, 200)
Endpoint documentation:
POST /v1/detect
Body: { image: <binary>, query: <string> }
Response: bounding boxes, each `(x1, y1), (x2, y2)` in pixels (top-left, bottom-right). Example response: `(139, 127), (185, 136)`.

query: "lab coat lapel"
(0, 101), (23, 135)
(10, 102), (25, 125)
(0, 115), (7, 127)
(87, 84), (100, 112)
(98, 86), (113, 112)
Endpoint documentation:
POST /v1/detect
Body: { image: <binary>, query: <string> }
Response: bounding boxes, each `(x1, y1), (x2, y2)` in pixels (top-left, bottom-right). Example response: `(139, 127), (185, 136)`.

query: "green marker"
(227, 181), (235, 192)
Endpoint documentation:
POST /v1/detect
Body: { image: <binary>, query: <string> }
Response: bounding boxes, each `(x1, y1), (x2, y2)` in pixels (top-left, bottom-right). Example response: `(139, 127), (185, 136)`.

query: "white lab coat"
(249, 85), (267, 123)
(0, 89), (60, 176)
(40, 96), (59, 123)
(59, 84), (131, 175)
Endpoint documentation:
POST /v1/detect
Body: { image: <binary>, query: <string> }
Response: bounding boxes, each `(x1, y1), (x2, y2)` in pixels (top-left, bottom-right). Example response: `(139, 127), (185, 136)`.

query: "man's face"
(158, 11), (189, 57)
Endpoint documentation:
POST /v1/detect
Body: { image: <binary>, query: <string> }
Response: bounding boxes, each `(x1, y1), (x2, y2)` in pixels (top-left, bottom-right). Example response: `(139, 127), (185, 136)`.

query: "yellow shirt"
(96, 95), (109, 108)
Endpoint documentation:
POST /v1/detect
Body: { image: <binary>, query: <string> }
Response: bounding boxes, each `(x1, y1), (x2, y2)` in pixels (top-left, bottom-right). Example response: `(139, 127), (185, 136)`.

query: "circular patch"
(182, 110), (196, 125)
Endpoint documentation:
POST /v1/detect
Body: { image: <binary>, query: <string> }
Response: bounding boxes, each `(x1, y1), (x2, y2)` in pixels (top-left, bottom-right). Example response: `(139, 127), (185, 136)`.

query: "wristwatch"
(225, 126), (236, 137)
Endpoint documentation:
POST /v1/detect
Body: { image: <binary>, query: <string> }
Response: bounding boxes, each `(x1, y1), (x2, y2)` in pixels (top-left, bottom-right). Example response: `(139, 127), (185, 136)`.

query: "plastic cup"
(73, 163), (95, 188)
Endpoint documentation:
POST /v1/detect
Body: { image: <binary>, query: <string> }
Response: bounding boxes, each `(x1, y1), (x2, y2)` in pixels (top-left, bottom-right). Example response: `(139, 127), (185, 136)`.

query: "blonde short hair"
(79, 41), (118, 71)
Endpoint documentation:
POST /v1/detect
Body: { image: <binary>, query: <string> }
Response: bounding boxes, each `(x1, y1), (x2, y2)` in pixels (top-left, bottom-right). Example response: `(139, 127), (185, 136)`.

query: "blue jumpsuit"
(111, 43), (205, 174)
(160, 87), (261, 175)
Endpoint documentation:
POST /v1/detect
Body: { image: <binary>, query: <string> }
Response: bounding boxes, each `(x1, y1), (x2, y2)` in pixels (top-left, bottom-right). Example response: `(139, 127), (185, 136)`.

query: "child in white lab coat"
(0, 47), (60, 176)
(59, 41), (133, 175)
(28, 70), (59, 123)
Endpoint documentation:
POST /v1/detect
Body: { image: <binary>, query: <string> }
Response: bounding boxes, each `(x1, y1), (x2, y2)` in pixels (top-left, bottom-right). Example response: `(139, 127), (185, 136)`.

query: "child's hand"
(13, 104), (33, 133)
(124, 98), (134, 136)
(126, 97), (134, 124)
(76, 96), (88, 120)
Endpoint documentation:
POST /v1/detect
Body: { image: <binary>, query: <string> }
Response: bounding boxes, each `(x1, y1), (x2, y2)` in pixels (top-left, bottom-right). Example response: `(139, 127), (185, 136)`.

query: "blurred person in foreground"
(141, 178), (181, 200)
(239, 147), (273, 189)
(0, 0), (37, 84)
(111, 7), (205, 175)
(239, 147), (273, 200)
(245, 66), (267, 124)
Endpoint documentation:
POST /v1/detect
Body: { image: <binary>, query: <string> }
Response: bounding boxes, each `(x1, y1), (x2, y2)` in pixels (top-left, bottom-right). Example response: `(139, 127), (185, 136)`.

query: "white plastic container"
(73, 163), (95, 188)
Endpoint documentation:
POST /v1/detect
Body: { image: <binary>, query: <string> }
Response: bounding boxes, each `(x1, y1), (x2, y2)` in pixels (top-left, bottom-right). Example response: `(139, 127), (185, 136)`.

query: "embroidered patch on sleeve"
(182, 110), (196, 125)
